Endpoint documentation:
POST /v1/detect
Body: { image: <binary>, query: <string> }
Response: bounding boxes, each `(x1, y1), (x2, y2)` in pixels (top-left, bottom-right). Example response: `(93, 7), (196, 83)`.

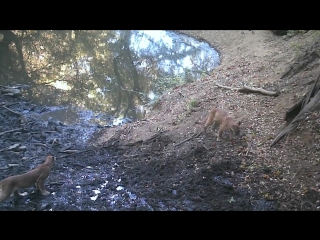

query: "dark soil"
(0, 93), (276, 211)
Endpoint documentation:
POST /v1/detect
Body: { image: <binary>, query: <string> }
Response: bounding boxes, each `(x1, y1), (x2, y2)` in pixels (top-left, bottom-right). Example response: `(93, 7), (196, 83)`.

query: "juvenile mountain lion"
(0, 155), (55, 202)
(199, 107), (241, 141)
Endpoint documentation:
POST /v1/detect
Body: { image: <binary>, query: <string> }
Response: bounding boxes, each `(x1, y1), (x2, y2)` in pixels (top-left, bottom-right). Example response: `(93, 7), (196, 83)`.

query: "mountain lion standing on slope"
(199, 107), (241, 141)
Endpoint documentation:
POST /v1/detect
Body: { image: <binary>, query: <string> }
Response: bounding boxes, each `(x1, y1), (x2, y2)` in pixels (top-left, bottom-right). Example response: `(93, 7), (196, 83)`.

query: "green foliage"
(188, 98), (199, 108)
(286, 30), (309, 37)
(153, 75), (184, 95)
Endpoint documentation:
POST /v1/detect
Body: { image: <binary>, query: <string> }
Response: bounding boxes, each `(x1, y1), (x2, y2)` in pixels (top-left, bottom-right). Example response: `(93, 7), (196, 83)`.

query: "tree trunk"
(271, 73), (320, 147)
(284, 74), (320, 123)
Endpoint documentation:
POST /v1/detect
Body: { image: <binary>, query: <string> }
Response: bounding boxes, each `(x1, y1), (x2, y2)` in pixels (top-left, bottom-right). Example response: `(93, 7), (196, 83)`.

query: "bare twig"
(34, 143), (48, 148)
(49, 181), (65, 186)
(291, 167), (304, 180)
(1, 105), (23, 116)
(39, 107), (47, 114)
(59, 149), (79, 154)
(26, 135), (33, 142)
(215, 83), (237, 91)
(123, 154), (140, 158)
(160, 107), (170, 117)
(0, 128), (23, 136)
(142, 130), (169, 144)
(6, 102), (19, 107)
(175, 130), (203, 147)
(59, 149), (96, 158)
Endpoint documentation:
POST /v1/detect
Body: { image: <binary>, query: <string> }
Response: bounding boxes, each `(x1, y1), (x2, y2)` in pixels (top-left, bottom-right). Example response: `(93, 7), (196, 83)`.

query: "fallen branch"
(49, 181), (65, 186)
(215, 83), (237, 90)
(142, 130), (169, 144)
(175, 130), (203, 147)
(0, 128), (23, 136)
(123, 154), (140, 158)
(6, 102), (19, 107)
(0, 144), (26, 152)
(215, 83), (280, 96)
(1, 105), (23, 116)
(59, 149), (79, 154)
(291, 167), (304, 181)
(34, 143), (48, 148)
(123, 140), (143, 146)
(59, 149), (96, 158)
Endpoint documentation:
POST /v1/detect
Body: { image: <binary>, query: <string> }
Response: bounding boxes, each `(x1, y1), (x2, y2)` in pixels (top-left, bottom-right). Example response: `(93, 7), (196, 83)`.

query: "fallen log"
(215, 83), (280, 97)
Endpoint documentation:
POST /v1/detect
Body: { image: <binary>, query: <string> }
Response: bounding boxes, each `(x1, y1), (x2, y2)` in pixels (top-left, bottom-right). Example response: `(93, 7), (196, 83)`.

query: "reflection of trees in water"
(131, 31), (218, 96)
(0, 30), (30, 83)
(0, 30), (218, 119)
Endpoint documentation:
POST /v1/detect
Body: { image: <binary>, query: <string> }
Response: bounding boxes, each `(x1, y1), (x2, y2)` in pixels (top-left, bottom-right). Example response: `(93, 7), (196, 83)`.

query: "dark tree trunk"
(271, 73), (320, 147)
(284, 77), (320, 123)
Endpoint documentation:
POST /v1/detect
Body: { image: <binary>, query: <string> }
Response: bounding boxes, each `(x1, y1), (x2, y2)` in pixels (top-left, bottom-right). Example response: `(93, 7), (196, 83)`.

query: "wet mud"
(0, 91), (276, 211)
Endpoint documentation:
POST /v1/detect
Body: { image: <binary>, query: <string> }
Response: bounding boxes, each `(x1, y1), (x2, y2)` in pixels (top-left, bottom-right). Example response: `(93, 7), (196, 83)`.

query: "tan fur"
(0, 155), (55, 202)
(203, 107), (241, 141)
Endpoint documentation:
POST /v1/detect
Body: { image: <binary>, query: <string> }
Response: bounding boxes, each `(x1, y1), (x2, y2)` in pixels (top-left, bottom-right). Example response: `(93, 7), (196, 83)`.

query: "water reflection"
(1, 30), (220, 125)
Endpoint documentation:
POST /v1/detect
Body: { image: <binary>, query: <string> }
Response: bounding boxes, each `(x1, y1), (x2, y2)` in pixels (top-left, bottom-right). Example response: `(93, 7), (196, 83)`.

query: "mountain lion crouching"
(202, 107), (241, 141)
(0, 155), (55, 202)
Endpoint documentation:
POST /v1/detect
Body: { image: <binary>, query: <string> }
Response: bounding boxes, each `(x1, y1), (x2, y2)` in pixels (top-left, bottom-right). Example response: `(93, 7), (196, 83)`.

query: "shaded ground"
(1, 30), (320, 211)
(0, 93), (272, 210)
